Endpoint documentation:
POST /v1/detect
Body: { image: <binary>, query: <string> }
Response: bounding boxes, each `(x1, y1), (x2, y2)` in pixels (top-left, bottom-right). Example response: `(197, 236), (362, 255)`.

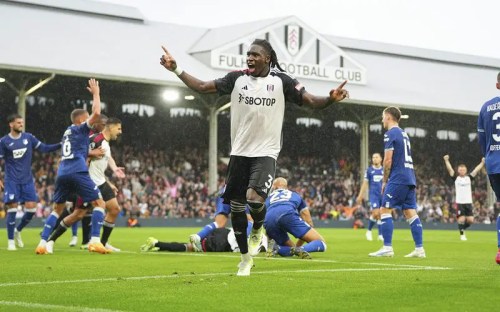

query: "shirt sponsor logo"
(12, 148), (27, 159)
(238, 94), (276, 106)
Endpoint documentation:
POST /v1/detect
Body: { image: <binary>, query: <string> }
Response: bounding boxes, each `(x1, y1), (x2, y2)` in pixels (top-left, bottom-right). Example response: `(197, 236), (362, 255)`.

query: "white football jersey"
(88, 133), (110, 186)
(453, 174), (473, 204)
(215, 68), (304, 159)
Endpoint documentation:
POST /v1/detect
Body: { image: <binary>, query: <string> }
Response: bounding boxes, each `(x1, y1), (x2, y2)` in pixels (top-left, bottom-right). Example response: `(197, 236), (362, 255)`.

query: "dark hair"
(106, 117), (122, 126)
(7, 113), (22, 123)
(252, 39), (285, 72)
(497, 72), (500, 83)
(70, 109), (88, 123)
(383, 106), (401, 122)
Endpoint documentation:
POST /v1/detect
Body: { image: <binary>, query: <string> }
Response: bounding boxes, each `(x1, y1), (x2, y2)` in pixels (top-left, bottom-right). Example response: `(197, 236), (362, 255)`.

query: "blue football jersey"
(365, 165), (383, 202)
(265, 189), (306, 215)
(0, 133), (42, 184)
(478, 96), (500, 174)
(57, 122), (92, 176)
(384, 126), (416, 186)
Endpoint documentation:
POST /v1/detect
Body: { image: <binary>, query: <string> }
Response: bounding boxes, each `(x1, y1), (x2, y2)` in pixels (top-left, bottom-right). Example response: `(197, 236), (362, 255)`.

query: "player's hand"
(329, 80), (349, 102)
(89, 146), (105, 158)
(0, 180), (3, 191)
(114, 167), (126, 179)
(109, 183), (119, 195)
(443, 155), (449, 161)
(160, 46), (178, 72)
(481, 157), (485, 164)
(86, 78), (100, 95)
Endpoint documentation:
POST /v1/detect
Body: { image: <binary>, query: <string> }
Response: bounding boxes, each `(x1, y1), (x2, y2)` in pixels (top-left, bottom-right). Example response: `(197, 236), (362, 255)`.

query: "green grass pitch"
(0, 227), (498, 312)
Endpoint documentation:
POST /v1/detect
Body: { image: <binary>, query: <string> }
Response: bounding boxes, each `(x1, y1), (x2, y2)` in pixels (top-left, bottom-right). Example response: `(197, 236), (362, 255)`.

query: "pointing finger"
(161, 45), (169, 54)
(336, 80), (347, 91)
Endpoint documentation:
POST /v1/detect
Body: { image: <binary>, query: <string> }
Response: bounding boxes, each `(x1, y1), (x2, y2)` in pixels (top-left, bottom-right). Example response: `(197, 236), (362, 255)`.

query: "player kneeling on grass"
(141, 221), (266, 253)
(264, 177), (326, 259)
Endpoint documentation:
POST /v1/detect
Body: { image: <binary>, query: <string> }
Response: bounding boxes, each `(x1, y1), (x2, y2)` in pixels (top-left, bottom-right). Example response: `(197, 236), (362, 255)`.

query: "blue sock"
(277, 246), (293, 257)
(367, 217), (376, 231)
(380, 213), (393, 247)
(41, 211), (59, 241)
(408, 215), (423, 248)
(91, 208), (105, 239)
(71, 221), (78, 236)
(496, 214), (500, 248)
(377, 220), (382, 236)
(197, 222), (217, 240)
(303, 240), (326, 253)
(6, 209), (17, 240)
(246, 221), (254, 236)
(16, 208), (36, 232)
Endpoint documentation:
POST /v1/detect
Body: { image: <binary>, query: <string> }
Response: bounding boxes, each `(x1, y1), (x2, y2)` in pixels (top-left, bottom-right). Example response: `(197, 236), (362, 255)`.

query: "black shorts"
(222, 156), (276, 204)
(98, 182), (116, 202)
(457, 204), (473, 217)
(202, 228), (232, 252)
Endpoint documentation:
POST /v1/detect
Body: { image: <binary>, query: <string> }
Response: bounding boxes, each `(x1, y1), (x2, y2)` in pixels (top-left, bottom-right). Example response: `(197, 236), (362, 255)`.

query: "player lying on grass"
(141, 221), (266, 253)
(264, 177), (327, 259)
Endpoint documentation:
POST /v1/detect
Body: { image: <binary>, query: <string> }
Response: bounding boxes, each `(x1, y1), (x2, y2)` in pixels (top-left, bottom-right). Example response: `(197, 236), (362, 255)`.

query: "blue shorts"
(214, 198), (231, 216)
(3, 180), (38, 204)
(369, 197), (381, 209)
(53, 172), (102, 204)
(264, 210), (311, 246)
(382, 183), (417, 210)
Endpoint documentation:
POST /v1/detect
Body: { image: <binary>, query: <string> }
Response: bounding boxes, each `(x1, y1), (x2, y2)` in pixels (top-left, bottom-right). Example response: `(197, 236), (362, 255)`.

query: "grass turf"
(0, 227), (498, 312)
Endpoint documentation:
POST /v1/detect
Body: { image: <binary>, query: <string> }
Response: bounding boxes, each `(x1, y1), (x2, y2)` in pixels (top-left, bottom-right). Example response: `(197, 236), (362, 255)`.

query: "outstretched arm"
(302, 80), (349, 109)
(160, 46), (217, 93)
(443, 155), (455, 177)
(108, 156), (126, 179)
(470, 158), (485, 177)
(36, 142), (61, 153)
(86, 78), (101, 126)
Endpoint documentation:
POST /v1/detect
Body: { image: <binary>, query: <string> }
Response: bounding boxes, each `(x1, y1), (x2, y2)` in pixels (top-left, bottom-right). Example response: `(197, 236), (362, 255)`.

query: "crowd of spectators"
(0, 145), (496, 225)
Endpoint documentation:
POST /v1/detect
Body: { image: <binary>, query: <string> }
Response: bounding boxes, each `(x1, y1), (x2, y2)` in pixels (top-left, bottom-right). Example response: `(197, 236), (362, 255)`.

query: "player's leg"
(100, 182), (121, 251)
(366, 206), (380, 241)
(462, 206), (474, 239)
(75, 173), (108, 254)
(35, 202), (65, 254)
(247, 156), (275, 256)
(5, 203), (18, 251)
(190, 202), (229, 251)
(403, 186), (425, 258)
(264, 214), (294, 257)
(487, 174), (500, 264)
(69, 221), (78, 247)
(369, 183), (399, 257)
(15, 182), (39, 243)
(223, 156), (253, 275)
(46, 207), (87, 254)
(284, 214), (323, 258)
(3, 181), (20, 250)
(457, 204), (467, 240)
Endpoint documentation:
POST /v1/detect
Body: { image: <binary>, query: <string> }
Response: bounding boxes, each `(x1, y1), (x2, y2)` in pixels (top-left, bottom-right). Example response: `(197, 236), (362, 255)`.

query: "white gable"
(197, 16), (367, 85)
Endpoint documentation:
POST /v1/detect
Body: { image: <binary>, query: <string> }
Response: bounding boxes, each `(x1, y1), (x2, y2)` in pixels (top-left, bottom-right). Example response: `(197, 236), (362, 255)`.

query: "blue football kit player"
(356, 152), (384, 241)
(369, 107), (425, 258)
(264, 177), (326, 259)
(477, 71), (500, 264)
(35, 78), (108, 255)
(0, 114), (61, 250)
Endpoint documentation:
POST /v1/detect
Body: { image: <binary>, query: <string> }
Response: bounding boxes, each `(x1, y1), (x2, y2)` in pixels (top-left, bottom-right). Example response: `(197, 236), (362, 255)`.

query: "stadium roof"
(0, 0), (499, 115)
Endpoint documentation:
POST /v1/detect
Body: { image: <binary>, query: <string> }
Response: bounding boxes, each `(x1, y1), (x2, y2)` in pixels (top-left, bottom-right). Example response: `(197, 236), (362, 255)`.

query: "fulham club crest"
(285, 25), (302, 56)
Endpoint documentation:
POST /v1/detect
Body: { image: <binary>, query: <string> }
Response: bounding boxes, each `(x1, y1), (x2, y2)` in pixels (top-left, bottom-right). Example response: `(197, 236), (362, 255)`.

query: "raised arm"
(160, 46), (217, 93)
(443, 155), (455, 177)
(86, 78), (101, 126)
(470, 157), (485, 177)
(302, 80), (349, 109)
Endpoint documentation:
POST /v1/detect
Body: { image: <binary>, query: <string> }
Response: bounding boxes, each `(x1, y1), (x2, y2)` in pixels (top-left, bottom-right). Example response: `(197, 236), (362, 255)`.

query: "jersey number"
(492, 112), (500, 142)
(62, 140), (73, 160)
(269, 189), (292, 204)
(403, 138), (413, 163)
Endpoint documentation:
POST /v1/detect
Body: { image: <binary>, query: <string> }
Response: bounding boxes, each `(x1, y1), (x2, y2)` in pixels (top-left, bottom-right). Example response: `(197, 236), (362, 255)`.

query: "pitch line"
(0, 266), (449, 288)
(0, 300), (124, 312)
